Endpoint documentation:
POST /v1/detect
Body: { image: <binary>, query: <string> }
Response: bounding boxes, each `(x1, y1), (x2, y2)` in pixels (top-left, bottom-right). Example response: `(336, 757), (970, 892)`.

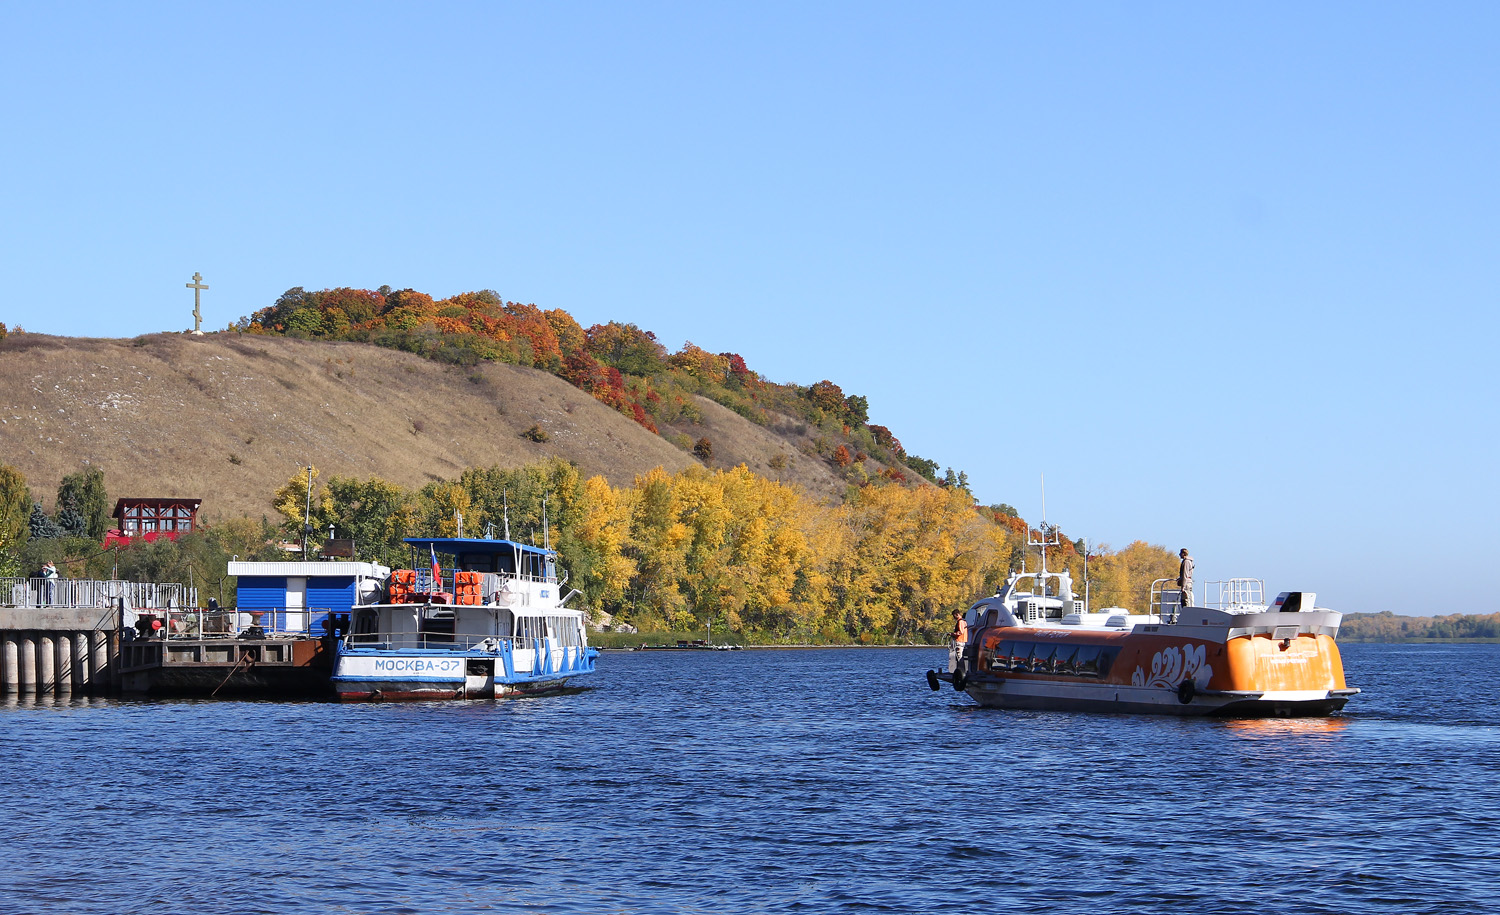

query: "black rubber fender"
(1177, 679), (1197, 704)
(926, 669), (941, 692)
(953, 663), (967, 692)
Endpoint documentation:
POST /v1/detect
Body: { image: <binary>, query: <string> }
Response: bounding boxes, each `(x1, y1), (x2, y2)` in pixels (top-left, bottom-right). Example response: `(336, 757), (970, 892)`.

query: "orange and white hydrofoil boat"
(926, 544), (1359, 717)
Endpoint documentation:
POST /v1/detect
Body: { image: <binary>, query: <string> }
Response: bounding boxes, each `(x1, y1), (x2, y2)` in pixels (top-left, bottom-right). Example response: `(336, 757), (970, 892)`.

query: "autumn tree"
(570, 475), (637, 608)
(418, 481), (473, 539)
(0, 464), (30, 574)
(624, 467), (691, 626)
(272, 466), (330, 542)
(806, 380), (846, 415)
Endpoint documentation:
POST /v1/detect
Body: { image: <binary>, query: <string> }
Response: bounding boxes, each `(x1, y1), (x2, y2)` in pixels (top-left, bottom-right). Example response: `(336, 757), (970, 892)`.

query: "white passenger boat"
(927, 528), (1358, 717)
(331, 536), (598, 701)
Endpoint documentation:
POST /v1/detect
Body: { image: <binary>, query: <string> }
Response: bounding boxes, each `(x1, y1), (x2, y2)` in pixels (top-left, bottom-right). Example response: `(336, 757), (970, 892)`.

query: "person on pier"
(40, 561), (59, 606)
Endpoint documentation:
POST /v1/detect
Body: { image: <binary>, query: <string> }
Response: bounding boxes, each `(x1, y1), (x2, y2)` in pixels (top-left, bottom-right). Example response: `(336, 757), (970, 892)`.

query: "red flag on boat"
(430, 544), (442, 591)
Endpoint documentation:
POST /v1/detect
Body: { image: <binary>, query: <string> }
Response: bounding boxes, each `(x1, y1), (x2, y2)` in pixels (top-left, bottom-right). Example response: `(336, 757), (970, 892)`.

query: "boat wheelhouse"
(928, 523), (1358, 717)
(331, 536), (598, 701)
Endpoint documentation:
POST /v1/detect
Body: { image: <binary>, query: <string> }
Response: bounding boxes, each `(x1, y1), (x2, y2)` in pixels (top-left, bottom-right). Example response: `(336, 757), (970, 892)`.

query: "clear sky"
(3, 2), (1496, 614)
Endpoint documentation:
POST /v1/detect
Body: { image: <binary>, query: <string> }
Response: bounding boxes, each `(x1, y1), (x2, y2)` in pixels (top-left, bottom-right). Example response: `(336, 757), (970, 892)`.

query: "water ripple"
(2, 643), (1498, 913)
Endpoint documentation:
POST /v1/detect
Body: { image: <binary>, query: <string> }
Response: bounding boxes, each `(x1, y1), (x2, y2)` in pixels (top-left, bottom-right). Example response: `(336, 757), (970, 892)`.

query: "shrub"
(523, 424), (550, 443)
(693, 437), (714, 461)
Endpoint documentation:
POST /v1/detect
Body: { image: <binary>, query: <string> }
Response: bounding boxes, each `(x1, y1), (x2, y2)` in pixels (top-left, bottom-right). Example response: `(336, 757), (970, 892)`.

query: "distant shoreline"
(1341, 638), (1500, 645)
(597, 642), (944, 650)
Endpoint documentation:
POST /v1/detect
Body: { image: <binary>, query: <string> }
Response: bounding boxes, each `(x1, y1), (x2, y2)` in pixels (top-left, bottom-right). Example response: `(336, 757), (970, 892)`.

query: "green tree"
(56, 467), (110, 540)
(323, 476), (416, 567)
(842, 394), (869, 426)
(29, 503), (62, 540)
(585, 322), (668, 376)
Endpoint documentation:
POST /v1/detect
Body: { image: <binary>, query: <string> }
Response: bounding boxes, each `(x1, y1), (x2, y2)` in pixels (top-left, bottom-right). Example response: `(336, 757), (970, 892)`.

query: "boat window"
(991, 640), (1014, 672)
(1013, 644), (1035, 673)
(1074, 644), (1101, 677)
(1053, 645), (1078, 674)
(459, 552), (494, 573)
(1098, 647), (1120, 678)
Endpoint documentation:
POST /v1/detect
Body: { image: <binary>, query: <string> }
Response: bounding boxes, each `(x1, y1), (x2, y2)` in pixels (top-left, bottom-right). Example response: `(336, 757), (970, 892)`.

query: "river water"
(2, 643), (1497, 914)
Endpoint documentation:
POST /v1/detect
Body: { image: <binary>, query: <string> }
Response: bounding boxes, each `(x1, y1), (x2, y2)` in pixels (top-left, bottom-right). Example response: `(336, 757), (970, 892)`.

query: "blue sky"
(3, 2), (1495, 614)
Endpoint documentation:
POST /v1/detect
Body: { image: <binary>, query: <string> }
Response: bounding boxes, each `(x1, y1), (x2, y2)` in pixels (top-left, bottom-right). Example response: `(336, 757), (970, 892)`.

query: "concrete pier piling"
(3, 634), (18, 692)
(3, 576), (202, 695)
(0, 628), (119, 694)
(39, 635), (56, 692)
(91, 631), (109, 688)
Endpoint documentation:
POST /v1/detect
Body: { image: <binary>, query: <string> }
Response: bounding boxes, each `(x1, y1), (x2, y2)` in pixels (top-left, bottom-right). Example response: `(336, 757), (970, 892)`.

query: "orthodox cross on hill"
(186, 271), (209, 335)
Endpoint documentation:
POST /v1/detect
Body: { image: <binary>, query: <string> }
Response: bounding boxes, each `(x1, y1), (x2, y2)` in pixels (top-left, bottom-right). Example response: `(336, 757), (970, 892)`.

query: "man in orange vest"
(951, 608), (968, 648)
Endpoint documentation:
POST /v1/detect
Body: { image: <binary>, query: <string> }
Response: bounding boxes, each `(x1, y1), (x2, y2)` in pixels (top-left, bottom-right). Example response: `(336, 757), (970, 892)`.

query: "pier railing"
(2, 577), (198, 612)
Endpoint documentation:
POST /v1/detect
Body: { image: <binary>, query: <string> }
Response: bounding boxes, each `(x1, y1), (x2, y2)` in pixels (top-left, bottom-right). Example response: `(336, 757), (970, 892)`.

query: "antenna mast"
(301, 464), (313, 557)
(502, 489), (511, 541)
(1027, 473), (1060, 583)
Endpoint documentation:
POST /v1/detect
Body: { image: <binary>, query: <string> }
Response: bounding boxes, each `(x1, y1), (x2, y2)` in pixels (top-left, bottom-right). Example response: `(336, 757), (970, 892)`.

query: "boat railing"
(1149, 578), (1190, 622)
(411, 569), (554, 590)
(344, 628), (586, 650)
(406, 570), (553, 604)
(340, 630), (594, 676)
(1205, 578), (1266, 611)
(126, 606), (337, 639)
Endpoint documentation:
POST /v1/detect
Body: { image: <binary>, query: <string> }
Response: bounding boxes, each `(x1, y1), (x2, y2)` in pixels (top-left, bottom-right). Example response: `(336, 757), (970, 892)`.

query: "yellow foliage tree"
(572, 475), (637, 605)
(272, 466), (331, 540)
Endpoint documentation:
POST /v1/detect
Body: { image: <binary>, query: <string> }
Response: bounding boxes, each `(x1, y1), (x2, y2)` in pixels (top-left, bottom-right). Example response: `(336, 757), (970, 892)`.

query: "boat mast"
(1083, 538), (1091, 613)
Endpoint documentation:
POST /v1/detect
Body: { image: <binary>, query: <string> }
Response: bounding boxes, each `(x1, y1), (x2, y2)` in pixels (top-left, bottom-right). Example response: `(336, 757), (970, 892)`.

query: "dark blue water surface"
(2, 643), (1499, 914)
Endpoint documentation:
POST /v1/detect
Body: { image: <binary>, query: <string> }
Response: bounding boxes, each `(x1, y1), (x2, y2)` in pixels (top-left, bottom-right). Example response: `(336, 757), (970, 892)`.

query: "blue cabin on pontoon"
(227, 561), (390, 635)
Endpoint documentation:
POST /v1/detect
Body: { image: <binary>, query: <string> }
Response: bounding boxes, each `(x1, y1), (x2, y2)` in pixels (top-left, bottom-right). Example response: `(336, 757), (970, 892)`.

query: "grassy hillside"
(0, 332), (848, 520)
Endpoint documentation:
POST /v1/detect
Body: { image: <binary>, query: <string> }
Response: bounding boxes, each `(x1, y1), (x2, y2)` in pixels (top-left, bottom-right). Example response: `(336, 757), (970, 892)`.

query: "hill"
(0, 332), (850, 520)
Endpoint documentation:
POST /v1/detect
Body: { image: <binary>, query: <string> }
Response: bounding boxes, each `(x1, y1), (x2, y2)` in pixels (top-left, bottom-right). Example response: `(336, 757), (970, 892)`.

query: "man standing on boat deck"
(951, 608), (968, 648)
(1176, 549), (1194, 609)
(950, 608), (971, 683)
